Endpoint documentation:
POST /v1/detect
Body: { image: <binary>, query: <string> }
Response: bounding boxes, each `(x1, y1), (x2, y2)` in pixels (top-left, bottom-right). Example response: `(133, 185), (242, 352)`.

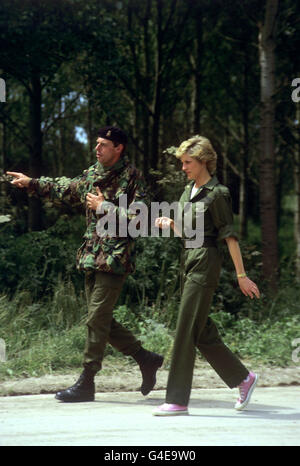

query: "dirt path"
(1, 359), (299, 396)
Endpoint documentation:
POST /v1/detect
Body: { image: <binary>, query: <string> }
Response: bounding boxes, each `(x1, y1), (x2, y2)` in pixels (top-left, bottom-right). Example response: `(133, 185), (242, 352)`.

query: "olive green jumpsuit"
(165, 176), (249, 406)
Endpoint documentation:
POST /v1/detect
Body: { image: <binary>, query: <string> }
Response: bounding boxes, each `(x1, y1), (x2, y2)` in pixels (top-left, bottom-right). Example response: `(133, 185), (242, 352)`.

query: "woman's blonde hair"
(175, 135), (217, 175)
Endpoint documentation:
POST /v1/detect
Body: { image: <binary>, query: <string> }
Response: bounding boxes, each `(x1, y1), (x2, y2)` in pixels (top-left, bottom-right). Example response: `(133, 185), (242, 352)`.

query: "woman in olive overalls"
(153, 136), (260, 416)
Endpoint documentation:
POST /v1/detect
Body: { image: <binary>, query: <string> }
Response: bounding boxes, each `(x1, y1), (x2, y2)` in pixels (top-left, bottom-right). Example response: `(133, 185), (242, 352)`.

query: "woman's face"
(180, 154), (205, 181)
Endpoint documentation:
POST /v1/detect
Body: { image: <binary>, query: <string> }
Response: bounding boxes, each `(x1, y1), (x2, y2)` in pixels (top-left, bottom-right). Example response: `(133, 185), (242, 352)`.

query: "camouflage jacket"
(28, 157), (148, 275)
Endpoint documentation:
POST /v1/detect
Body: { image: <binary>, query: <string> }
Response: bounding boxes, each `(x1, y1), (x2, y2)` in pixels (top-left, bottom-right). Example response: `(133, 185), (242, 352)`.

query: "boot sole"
(55, 396), (95, 403)
(55, 393), (95, 402)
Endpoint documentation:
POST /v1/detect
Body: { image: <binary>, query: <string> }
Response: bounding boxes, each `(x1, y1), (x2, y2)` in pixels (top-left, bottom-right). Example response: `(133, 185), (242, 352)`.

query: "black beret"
(97, 126), (128, 146)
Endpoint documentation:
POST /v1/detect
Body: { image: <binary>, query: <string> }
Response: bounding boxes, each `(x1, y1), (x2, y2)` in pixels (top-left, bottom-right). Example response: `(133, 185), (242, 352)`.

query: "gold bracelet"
(237, 273), (247, 278)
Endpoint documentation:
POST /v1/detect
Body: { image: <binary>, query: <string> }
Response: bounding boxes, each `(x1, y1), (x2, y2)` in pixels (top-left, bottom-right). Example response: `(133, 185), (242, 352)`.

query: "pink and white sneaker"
(153, 403), (189, 416)
(235, 372), (259, 411)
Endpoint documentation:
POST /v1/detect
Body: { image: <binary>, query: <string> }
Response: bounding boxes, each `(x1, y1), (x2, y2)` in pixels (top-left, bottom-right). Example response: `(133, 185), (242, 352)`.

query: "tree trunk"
(294, 102), (300, 283)
(258, 0), (279, 294)
(87, 97), (94, 166)
(142, 0), (151, 177)
(239, 172), (247, 238)
(58, 96), (66, 177)
(1, 121), (7, 172)
(239, 49), (250, 239)
(28, 73), (43, 231)
(193, 5), (203, 135)
(0, 122), (7, 211)
(151, 0), (163, 171)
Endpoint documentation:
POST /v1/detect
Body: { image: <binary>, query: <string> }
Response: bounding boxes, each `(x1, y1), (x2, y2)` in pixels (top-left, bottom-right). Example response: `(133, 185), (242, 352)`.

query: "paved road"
(0, 387), (299, 447)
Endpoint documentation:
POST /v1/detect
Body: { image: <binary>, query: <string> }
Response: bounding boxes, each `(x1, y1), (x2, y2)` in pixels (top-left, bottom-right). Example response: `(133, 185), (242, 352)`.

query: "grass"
(211, 312), (300, 367)
(0, 274), (300, 380)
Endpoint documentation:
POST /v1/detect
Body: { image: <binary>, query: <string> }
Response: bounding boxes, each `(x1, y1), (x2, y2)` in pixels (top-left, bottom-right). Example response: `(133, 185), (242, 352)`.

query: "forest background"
(0, 0), (300, 380)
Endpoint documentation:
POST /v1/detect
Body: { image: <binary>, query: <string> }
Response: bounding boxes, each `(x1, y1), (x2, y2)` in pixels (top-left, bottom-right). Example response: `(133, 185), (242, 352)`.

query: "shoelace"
(239, 385), (246, 400)
(239, 377), (252, 401)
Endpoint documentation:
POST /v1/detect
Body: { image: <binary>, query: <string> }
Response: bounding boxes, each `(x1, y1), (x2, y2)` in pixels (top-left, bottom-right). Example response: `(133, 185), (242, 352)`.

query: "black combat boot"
(55, 368), (96, 402)
(133, 348), (164, 396)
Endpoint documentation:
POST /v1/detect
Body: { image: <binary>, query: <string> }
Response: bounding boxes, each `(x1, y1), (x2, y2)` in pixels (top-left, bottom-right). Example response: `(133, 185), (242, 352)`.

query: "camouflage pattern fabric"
(27, 156), (148, 275)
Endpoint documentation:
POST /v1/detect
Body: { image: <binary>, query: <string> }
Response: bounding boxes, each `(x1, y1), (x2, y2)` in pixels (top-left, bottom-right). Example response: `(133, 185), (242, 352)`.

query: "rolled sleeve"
(209, 192), (238, 242)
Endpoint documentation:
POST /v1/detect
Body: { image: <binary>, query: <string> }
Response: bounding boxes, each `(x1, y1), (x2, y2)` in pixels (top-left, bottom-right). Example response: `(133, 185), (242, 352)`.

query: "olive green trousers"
(165, 274), (249, 406)
(83, 271), (141, 373)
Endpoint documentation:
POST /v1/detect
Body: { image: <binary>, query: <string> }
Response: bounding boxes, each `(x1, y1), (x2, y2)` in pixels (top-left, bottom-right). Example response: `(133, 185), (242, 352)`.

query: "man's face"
(95, 137), (123, 167)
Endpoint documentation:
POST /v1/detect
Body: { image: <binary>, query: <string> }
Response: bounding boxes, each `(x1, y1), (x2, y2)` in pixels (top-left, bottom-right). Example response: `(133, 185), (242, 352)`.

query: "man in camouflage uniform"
(7, 126), (163, 402)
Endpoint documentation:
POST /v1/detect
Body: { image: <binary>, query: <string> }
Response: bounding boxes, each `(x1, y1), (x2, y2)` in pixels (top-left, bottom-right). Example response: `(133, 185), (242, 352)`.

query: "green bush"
(210, 309), (300, 367)
(0, 278), (87, 378)
(121, 236), (181, 309)
(0, 215), (85, 298)
(138, 318), (173, 356)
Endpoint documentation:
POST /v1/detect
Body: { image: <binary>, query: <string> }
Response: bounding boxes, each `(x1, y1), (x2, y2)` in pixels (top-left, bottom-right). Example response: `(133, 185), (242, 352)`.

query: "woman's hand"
(238, 276), (260, 299)
(86, 187), (104, 211)
(225, 237), (260, 299)
(155, 217), (174, 230)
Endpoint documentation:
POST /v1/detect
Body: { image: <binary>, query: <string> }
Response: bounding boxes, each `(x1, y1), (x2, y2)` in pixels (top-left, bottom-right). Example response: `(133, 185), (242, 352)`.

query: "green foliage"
(211, 311), (300, 367)
(122, 236), (181, 312)
(0, 215), (85, 298)
(0, 278), (87, 378)
(138, 319), (173, 357)
(150, 148), (187, 203)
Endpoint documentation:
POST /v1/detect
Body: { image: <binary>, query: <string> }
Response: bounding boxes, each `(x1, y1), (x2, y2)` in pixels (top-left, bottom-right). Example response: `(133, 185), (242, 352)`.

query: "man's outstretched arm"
(6, 170), (86, 209)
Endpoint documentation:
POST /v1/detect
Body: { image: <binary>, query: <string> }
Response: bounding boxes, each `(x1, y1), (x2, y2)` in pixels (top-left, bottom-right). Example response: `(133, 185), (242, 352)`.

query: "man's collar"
(96, 156), (128, 174)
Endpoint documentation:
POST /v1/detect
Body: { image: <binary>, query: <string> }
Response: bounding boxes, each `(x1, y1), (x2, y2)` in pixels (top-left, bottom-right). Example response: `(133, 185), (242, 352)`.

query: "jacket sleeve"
(209, 189), (239, 241)
(27, 171), (89, 209)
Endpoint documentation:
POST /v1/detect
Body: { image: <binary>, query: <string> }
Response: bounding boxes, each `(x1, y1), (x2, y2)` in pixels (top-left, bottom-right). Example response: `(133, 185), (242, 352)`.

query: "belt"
(183, 237), (217, 249)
